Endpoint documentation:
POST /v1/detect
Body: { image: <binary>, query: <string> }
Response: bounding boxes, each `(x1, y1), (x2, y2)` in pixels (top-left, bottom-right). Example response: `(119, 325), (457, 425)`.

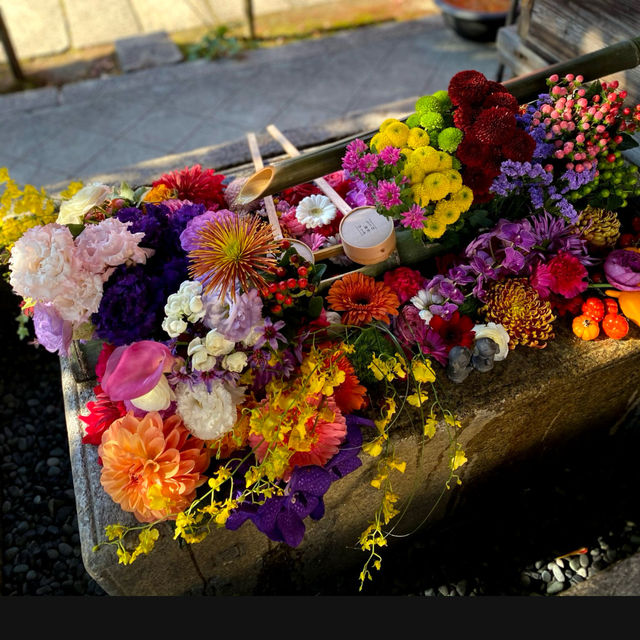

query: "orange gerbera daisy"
(98, 411), (211, 523)
(327, 272), (400, 326)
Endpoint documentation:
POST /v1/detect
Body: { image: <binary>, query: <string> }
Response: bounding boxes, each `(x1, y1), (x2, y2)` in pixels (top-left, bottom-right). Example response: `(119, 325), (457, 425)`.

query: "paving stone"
(0, 87), (59, 115)
(0, 0), (69, 62)
(115, 31), (183, 73)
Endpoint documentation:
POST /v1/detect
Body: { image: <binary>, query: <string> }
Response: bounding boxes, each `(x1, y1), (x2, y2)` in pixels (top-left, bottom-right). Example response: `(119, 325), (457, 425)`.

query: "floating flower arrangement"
(3, 69), (640, 591)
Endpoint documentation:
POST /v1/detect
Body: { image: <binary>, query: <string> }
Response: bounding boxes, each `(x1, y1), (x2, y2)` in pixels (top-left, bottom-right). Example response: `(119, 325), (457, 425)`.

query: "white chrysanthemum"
(175, 380), (244, 441)
(222, 351), (248, 373)
(295, 194), (337, 229)
(472, 322), (510, 361)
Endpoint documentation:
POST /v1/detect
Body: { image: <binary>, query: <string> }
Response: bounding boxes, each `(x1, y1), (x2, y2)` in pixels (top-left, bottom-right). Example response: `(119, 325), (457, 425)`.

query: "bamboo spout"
(235, 35), (640, 205)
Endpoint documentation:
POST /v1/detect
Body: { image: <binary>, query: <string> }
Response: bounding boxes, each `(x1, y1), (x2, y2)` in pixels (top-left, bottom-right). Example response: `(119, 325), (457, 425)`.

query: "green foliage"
(185, 26), (246, 61)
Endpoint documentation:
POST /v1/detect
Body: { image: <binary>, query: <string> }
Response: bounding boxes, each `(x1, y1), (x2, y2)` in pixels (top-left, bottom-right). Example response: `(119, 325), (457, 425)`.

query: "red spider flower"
(152, 164), (226, 210)
(383, 266), (427, 304)
(429, 311), (475, 353)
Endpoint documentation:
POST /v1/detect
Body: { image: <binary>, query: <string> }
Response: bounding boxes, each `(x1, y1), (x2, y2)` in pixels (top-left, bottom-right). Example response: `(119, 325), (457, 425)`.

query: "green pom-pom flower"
(405, 113), (421, 128)
(419, 111), (444, 132)
(415, 95), (444, 115)
(437, 127), (463, 153)
(432, 90), (452, 110)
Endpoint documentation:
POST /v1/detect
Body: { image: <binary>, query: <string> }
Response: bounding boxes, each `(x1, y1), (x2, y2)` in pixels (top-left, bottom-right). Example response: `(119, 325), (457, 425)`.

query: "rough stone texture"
(61, 311), (640, 595)
(560, 553), (640, 596)
(0, 86), (59, 115)
(114, 31), (183, 72)
(0, 0), (69, 63)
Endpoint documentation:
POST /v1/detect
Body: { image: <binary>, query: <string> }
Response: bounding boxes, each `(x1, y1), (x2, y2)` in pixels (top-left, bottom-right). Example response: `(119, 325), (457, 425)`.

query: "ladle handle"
(246, 132), (283, 241)
(266, 124), (353, 216)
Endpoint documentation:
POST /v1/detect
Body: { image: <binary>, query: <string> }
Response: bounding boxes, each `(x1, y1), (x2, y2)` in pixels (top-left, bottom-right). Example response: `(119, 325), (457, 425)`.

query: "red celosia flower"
(327, 272), (400, 326)
(501, 128), (537, 163)
(546, 251), (589, 298)
(80, 385), (128, 447)
(448, 69), (490, 106)
(471, 107), (517, 145)
(383, 266), (427, 304)
(428, 311), (475, 353)
(152, 164), (226, 210)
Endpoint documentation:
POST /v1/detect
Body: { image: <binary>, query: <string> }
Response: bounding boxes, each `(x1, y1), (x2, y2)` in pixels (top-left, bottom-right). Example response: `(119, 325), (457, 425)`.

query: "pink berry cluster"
(531, 73), (640, 176)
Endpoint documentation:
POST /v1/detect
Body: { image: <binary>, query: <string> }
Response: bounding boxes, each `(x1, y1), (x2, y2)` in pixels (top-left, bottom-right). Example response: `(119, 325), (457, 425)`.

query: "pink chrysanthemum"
(400, 204), (426, 230)
(379, 146), (401, 166)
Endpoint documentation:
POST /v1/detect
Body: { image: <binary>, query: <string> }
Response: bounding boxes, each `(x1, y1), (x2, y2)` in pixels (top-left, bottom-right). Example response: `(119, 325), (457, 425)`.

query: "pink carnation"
(280, 209), (307, 237)
(546, 251), (588, 298)
(75, 217), (152, 281)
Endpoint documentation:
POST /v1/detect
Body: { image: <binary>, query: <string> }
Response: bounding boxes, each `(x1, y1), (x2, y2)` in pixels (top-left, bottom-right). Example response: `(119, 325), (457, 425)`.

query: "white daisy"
(295, 194), (337, 229)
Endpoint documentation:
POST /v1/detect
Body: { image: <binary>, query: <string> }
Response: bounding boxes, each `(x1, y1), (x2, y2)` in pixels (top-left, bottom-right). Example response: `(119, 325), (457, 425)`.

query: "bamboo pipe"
(236, 35), (640, 205)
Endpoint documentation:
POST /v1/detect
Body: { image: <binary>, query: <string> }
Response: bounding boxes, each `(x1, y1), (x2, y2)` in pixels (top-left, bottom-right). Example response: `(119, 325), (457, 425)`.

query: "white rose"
(162, 315), (187, 338)
(222, 351), (248, 373)
(187, 337), (217, 372)
(205, 329), (235, 356)
(130, 375), (175, 412)
(56, 183), (112, 225)
(472, 322), (510, 361)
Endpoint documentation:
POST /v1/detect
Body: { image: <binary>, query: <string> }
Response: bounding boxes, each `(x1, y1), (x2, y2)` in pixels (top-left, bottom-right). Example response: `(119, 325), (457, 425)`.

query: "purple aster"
(400, 204), (426, 230)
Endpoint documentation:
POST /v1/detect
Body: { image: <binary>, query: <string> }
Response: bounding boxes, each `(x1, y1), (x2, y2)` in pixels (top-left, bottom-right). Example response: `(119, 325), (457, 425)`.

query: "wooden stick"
(266, 124), (352, 216)
(245, 132), (283, 241)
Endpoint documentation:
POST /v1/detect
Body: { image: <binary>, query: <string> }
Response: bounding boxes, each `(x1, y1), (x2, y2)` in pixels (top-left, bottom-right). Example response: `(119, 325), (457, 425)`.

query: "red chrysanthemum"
(500, 128), (537, 163)
(327, 272), (400, 326)
(428, 311), (476, 353)
(461, 165), (500, 203)
(482, 91), (520, 113)
(383, 266), (427, 304)
(152, 164), (226, 210)
(80, 384), (128, 447)
(448, 69), (490, 107)
(546, 251), (589, 299)
(456, 134), (496, 168)
(470, 106), (517, 145)
(453, 104), (479, 131)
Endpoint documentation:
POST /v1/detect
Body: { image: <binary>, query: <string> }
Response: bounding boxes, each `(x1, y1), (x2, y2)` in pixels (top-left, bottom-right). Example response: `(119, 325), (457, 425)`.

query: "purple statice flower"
(225, 420), (363, 547)
(32, 302), (73, 357)
(253, 317), (286, 351)
(374, 179), (402, 209)
(379, 146), (401, 166)
(400, 204), (426, 230)
(560, 165), (598, 193)
(356, 153), (379, 174)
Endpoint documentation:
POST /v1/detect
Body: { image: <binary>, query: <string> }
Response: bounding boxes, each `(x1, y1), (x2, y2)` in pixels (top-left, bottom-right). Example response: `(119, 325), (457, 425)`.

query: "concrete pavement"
(0, 15), (500, 194)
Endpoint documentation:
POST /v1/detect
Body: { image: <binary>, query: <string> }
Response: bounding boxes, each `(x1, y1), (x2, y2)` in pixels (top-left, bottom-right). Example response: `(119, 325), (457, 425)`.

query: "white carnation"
(175, 380), (244, 441)
(472, 322), (510, 361)
(295, 194), (337, 229)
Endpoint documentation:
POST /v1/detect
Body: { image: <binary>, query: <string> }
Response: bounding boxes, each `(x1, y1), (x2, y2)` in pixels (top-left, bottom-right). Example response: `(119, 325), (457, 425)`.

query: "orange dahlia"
(327, 272), (400, 326)
(98, 411), (211, 523)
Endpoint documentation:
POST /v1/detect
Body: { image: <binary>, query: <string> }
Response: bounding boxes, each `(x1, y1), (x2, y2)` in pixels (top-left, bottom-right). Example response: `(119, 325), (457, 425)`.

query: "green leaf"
(307, 295), (324, 318)
(312, 263), (327, 281)
(66, 223), (85, 238)
(119, 182), (135, 201)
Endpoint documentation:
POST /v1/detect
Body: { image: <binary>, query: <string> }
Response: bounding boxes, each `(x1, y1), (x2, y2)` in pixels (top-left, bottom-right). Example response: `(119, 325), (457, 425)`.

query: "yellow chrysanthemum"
(444, 169), (463, 193)
(434, 199), (461, 225)
(406, 127), (431, 149)
(423, 215), (447, 239)
(436, 151), (453, 171)
(384, 121), (410, 148)
(379, 118), (401, 132)
(404, 164), (425, 185)
(370, 131), (394, 152)
(410, 146), (441, 174)
(450, 185), (474, 212)
(422, 172), (451, 201)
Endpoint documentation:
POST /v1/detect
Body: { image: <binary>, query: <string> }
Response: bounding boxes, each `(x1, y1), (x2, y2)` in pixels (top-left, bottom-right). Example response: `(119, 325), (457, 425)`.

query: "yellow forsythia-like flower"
(412, 358), (436, 384)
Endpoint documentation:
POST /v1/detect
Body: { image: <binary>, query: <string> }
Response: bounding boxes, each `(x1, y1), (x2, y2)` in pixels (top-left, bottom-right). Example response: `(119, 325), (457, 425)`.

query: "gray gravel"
(2, 279), (640, 596)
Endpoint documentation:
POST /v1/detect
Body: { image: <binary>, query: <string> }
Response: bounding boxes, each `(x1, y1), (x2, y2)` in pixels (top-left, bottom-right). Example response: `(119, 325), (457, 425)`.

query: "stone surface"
(62, 306), (640, 595)
(64, 0), (141, 49)
(0, 0), (69, 63)
(114, 31), (183, 72)
(560, 552), (640, 596)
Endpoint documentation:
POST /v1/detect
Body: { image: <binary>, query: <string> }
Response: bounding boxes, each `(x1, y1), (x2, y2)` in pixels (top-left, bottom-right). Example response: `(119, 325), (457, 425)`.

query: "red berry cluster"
(447, 70), (535, 204)
(261, 245), (315, 315)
